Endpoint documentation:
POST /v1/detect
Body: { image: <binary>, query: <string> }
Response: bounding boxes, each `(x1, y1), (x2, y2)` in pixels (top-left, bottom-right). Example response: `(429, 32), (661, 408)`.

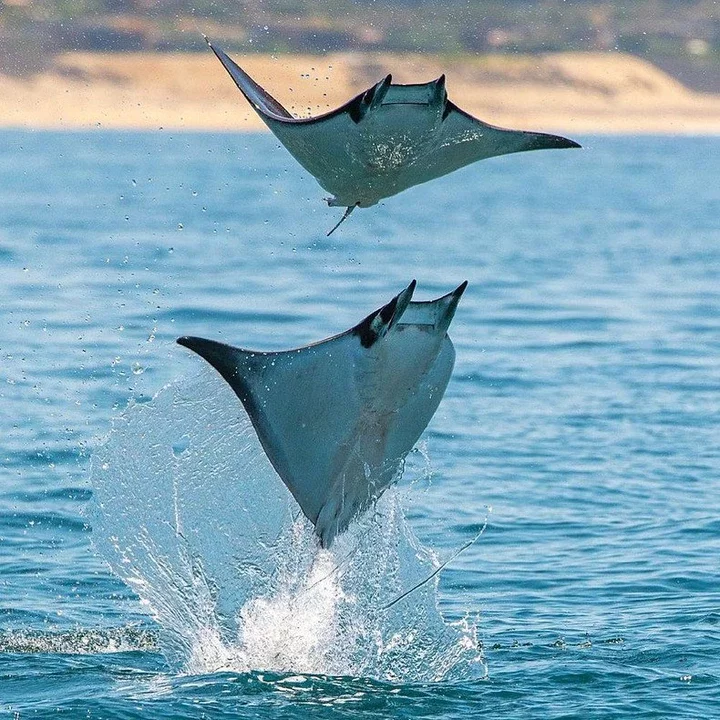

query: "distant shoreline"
(3, 50), (719, 134)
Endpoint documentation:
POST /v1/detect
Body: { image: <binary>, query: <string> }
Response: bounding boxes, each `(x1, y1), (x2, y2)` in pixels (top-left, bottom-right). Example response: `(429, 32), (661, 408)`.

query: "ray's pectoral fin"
(176, 333), (355, 530)
(204, 35), (293, 120)
(176, 336), (254, 406)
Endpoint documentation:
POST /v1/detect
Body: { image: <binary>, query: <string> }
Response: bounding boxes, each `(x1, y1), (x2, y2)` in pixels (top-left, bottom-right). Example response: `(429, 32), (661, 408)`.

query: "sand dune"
(2, 50), (718, 134)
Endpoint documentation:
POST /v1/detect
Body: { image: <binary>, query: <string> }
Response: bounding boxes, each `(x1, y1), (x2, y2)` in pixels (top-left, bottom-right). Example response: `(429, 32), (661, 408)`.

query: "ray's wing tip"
(555, 135), (582, 149)
(177, 336), (207, 354)
(177, 335), (215, 354)
(532, 132), (581, 150)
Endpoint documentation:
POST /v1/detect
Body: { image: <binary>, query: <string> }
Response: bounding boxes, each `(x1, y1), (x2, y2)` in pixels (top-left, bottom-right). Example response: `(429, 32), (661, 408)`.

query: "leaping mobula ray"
(205, 38), (580, 233)
(178, 280), (465, 547)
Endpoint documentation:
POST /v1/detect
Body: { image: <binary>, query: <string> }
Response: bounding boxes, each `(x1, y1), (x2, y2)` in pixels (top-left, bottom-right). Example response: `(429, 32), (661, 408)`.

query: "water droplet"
(171, 438), (190, 458)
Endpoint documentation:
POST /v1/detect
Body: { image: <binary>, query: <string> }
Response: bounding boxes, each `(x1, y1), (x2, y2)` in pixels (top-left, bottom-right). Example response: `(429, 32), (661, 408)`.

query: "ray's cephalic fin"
(430, 74), (449, 118)
(351, 280), (416, 347)
(176, 281), (467, 547)
(398, 279), (467, 332)
(348, 74), (393, 124)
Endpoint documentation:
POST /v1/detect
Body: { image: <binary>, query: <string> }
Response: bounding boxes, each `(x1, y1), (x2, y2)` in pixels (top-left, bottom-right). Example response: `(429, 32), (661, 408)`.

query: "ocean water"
(0, 130), (718, 718)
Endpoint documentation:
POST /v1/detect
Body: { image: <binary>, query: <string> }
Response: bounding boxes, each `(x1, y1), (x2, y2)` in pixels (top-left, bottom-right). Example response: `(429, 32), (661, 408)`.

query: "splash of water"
(89, 368), (483, 681)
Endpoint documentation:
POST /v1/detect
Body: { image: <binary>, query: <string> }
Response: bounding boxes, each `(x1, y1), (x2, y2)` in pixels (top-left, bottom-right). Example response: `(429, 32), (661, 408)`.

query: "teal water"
(0, 130), (718, 717)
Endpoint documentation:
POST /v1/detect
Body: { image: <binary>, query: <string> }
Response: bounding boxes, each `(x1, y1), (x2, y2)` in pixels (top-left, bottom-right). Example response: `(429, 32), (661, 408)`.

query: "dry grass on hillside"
(2, 50), (718, 133)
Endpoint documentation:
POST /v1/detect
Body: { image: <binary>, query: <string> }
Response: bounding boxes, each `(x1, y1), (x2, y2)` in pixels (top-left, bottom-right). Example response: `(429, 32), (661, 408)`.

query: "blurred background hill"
(1, 0), (718, 90)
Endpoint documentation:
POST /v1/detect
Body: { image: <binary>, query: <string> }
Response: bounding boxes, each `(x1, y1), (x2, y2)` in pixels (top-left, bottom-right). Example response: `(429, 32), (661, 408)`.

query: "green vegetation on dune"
(0, 0), (717, 89)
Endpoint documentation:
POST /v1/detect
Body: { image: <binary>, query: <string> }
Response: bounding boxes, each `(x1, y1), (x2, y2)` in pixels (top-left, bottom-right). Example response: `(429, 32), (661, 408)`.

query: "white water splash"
(89, 369), (483, 681)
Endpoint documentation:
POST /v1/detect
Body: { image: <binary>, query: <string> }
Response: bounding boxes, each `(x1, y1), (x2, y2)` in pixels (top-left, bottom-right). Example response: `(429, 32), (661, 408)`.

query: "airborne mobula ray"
(178, 281), (465, 547)
(205, 38), (580, 233)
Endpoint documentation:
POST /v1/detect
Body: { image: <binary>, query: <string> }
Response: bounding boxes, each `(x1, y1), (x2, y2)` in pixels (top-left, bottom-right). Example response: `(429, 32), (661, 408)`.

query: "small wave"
(0, 510), (87, 533)
(0, 627), (157, 655)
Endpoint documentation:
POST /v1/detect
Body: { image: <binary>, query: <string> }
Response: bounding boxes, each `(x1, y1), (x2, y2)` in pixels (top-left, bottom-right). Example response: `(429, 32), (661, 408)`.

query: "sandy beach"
(2, 50), (719, 134)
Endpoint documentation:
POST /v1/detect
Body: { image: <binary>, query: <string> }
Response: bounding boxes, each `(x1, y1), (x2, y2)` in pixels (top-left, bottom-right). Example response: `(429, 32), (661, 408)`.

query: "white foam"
(89, 370), (484, 681)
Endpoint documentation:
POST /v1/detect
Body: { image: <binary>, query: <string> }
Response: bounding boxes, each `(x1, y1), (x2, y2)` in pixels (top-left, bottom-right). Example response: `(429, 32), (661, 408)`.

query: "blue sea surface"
(0, 130), (718, 717)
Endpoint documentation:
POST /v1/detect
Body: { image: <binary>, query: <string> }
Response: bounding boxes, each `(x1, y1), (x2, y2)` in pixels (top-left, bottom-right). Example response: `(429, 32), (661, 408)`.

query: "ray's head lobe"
(352, 280), (416, 348)
(379, 295), (399, 324)
(431, 74), (447, 111)
(348, 96), (365, 125)
(353, 310), (383, 348)
(372, 75), (393, 107)
(348, 74), (392, 124)
(348, 85), (378, 124)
